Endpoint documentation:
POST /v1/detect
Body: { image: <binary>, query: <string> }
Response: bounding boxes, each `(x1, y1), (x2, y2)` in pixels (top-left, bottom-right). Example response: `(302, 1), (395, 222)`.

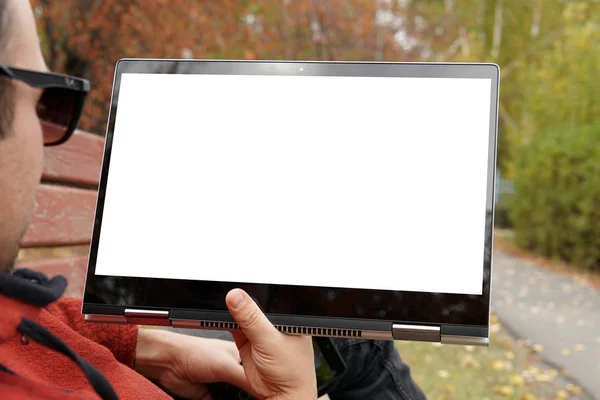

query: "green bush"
(509, 122), (600, 272)
(494, 205), (513, 229)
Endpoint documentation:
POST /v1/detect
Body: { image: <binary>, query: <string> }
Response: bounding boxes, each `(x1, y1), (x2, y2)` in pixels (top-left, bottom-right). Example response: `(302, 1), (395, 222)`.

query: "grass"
(394, 314), (586, 400)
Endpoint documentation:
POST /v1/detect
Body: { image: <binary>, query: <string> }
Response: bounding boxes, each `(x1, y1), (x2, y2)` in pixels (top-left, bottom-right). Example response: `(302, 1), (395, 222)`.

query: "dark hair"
(0, 0), (13, 139)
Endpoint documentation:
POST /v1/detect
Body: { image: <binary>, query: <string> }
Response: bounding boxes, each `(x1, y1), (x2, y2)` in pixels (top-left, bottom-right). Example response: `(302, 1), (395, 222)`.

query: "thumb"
(226, 289), (279, 346)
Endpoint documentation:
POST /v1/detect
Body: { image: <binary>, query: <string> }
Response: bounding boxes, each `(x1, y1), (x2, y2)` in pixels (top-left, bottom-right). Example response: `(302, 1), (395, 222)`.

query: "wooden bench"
(17, 130), (104, 298)
(15, 130), (333, 399)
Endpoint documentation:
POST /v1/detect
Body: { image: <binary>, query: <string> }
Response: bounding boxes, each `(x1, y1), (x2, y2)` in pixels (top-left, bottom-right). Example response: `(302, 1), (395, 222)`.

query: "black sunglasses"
(0, 66), (90, 146)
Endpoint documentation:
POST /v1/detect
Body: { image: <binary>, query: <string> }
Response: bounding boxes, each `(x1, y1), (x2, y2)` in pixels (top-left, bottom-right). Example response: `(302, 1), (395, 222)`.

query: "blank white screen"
(95, 73), (492, 295)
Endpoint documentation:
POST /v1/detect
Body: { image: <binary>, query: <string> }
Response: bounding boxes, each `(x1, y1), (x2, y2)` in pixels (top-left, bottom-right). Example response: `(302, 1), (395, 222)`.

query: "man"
(0, 1), (426, 399)
(0, 1), (315, 399)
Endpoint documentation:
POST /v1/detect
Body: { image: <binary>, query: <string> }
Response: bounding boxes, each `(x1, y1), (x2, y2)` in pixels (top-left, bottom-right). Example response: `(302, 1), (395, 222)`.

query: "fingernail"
(229, 289), (246, 310)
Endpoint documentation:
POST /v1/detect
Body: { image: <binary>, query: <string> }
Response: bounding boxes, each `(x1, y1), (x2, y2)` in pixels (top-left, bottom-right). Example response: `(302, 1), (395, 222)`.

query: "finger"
(232, 331), (250, 356)
(218, 361), (260, 399)
(224, 340), (242, 363)
(230, 330), (255, 366)
(198, 385), (214, 400)
(226, 289), (280, 347)
(230, 330), (248, 352)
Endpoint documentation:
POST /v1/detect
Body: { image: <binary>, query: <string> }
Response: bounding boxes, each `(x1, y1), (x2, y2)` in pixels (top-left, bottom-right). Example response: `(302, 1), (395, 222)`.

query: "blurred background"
(26, 0), (599, 399)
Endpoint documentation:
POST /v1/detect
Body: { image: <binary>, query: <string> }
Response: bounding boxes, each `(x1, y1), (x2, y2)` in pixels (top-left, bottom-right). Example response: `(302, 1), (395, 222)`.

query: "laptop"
(82, 59), (499, 346)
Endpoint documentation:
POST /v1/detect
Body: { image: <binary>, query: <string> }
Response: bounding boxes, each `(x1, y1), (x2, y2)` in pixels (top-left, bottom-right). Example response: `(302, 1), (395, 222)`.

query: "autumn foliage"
(31, 0), (600, 179)
(31, 0), (414, 134)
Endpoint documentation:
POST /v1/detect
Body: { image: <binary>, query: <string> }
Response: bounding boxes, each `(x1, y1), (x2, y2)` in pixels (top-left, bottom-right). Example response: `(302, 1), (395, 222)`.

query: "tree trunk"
(491, 0), (504, 59)
(530, 0), (542, 38)
(476, 0), (487, 46)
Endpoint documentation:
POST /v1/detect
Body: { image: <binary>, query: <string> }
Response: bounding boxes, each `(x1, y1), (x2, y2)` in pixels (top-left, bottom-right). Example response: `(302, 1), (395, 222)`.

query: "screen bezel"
(83, 59), (499, 329)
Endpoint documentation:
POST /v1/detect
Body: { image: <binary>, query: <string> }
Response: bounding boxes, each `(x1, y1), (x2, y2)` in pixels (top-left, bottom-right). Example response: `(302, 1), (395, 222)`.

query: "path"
(492, 251), (600, 399)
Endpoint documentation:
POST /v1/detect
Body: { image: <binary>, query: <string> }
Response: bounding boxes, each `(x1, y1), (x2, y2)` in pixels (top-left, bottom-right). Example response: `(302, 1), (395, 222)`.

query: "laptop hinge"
(124, 308), (171, 326)
(392, 324), (441, 342)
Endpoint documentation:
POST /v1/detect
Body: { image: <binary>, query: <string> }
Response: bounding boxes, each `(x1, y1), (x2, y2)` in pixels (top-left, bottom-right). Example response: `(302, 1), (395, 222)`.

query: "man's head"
(0, 0), (48, 271)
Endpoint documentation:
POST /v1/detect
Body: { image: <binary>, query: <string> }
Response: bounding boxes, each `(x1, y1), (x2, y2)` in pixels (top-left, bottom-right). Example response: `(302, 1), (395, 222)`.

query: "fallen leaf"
(465, 345), (474, 352)
(509, 374), (524, 386)
(556, 390), (569, 399)
(503, 341), (514, 350)
(493, 385), (514, 395)
(492, 359), (505, 371)
(574, 343), (584, 351)
(492, 359), (513, 372)
(437, 370), (450, 378)
(460, 354), (481, 370)
(533, 344), (544, 353)
(561, 348), (571, 356)
(505, 351), (515, 360)
(534, 371), (552, 382)
(526, 366), (539, 373)
(444, 384), (455, 393)
(566, 384), (582, 394)
(556, 316), (565, 324)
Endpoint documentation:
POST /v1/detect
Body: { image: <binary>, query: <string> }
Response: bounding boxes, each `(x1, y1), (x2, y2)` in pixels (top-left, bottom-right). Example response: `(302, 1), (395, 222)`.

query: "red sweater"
(0, 270), (171, 399)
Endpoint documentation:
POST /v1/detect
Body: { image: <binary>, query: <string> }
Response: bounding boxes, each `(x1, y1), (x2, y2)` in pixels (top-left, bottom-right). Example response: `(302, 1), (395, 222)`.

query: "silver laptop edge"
(84, 310), (489, 346)
(84, 60), (496, 349)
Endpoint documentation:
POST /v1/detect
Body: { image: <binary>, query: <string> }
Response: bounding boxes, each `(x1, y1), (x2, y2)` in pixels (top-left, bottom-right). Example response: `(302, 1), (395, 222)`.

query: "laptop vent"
(198, 320), (239, 330)
(194, 320), (362, 338)
(275, 325), (363, 338)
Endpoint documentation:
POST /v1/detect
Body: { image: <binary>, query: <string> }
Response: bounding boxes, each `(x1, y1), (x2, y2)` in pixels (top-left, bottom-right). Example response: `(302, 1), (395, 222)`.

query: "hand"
(135, 329), (253, 399)
(226, 289), (317, 400)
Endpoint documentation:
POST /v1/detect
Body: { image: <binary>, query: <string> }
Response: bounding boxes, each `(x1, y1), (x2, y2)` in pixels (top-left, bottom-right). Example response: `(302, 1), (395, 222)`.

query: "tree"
(33, 0), (203, 133)
(33, 0), (598, 177)
(399, 0), (599, 177)
(32, 0), (400, 134)
(523, 2), (600, 134)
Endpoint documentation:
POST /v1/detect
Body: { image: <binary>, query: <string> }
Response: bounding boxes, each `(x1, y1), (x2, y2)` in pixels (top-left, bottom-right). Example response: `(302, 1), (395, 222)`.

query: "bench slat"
(20, 185), (97, 247)
(17, 256), (89, 298)
(43, 130), (104, 187)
